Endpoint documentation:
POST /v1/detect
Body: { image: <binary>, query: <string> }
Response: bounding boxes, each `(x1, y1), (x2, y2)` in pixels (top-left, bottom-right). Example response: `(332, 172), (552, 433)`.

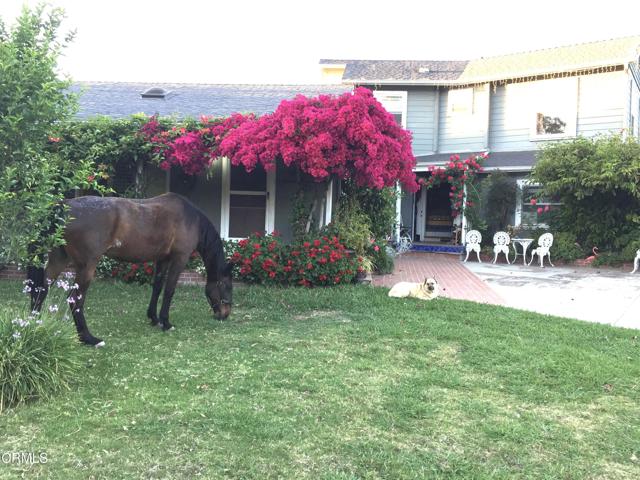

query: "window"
(448, 87), (474, 114)
(529, 78), (577, 140)
(515, 180), (562, 227)
(221, 159), (275, 239)
(373, 90), (407, 128)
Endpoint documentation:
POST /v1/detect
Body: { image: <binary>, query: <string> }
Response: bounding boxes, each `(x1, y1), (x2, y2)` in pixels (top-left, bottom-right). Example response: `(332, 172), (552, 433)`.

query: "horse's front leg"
(158, 259), (188, 331)
(147, 259), (169, 327)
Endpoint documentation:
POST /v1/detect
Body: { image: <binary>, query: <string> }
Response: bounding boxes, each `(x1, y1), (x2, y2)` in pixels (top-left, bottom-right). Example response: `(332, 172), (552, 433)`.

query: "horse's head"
(206, 263), (233, 319)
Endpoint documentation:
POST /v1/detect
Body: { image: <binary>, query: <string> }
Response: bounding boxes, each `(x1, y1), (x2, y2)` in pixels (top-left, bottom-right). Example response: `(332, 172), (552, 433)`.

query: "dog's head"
(422, 277), (438, 292)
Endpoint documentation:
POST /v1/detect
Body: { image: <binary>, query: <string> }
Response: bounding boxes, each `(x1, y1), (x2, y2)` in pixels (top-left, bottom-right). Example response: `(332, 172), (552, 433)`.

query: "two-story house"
(321, 35), (640, 248)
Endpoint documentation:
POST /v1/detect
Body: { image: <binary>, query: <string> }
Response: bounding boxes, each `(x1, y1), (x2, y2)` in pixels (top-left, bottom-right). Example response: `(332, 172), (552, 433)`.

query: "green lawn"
(0, 280), (639, 479)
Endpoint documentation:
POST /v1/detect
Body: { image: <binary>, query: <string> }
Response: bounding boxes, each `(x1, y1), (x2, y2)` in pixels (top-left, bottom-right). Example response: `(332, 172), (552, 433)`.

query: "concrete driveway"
(463, 261), (640, 330)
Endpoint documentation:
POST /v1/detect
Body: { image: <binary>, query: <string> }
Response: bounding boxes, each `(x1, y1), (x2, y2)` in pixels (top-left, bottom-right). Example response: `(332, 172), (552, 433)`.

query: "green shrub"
(592, 252), (627, 268)
(551, 232), (584, 263)
(326, 196), (372, 256)
(531, 134), (640, 249)
(369, 240), (394, 274)
(1, 279), (83, 412)
(340, 181), (396, 241)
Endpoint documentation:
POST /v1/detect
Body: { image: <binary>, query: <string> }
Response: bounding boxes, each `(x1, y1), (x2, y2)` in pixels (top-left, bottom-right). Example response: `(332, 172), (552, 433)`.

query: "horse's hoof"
(95, 341), (106, 348)
(162, 325), (175, 331)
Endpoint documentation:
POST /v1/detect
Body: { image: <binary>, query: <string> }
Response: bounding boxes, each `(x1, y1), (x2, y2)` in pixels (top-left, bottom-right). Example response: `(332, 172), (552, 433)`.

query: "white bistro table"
(511, 237), (534, 265)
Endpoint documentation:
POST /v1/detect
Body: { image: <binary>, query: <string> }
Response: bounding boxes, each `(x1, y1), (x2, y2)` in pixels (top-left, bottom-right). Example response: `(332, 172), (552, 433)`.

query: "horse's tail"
(27, 246), (67, 311)
(27, 264), (46, 312)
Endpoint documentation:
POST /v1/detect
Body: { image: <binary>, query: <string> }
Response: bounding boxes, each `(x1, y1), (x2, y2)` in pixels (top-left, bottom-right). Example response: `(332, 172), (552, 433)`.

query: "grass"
(0, 280), (638, 479)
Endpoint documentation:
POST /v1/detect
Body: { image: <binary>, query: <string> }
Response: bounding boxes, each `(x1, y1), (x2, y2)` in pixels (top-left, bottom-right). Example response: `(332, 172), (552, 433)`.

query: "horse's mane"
(177, 196), (226, 281)
(198, 217), (226, 282)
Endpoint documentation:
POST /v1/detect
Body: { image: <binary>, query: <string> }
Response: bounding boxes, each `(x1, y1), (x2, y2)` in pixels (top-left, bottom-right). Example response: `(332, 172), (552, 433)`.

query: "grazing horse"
(29, 193), (233, 347)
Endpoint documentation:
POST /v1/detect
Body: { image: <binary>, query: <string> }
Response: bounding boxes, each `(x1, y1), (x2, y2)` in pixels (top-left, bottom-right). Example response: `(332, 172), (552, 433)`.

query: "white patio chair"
(464, 230), (482, 263)
(492, 231), (511, 264)
(528, 233), (555, 267)
(632, 249), (640, 274)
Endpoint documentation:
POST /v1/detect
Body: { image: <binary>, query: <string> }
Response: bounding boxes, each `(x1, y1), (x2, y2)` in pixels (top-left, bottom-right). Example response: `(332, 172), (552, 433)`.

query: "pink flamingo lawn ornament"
(576, 247), (599, 266)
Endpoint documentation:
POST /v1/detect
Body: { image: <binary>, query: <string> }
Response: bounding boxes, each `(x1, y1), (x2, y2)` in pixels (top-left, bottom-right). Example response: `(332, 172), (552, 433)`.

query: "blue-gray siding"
(438, 84), (489, 153)
(407, 90), (436, 155)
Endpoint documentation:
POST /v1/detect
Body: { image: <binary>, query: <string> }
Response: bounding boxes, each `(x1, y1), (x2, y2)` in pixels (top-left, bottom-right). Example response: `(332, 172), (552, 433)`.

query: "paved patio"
(464, 261), (640, 330)
(374, 252), (640, 330)
(372, 252), (505, 305)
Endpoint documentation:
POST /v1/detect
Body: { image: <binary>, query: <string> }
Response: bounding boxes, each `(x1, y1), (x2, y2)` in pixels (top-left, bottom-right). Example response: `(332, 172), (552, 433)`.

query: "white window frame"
(373, 90), (407, 128)
(220, 157), (276, 240)
(448, 87), (474, 114)
(515, 179), (561, 228)
(529, 77), (578, 141)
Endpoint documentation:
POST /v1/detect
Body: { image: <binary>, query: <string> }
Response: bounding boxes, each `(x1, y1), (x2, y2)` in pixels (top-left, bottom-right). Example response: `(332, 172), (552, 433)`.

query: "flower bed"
(230, 233), (360, 287)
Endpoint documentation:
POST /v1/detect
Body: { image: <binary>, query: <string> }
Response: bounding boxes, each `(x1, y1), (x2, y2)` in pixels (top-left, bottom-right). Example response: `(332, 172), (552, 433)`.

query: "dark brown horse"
(29, 193), (233, 347)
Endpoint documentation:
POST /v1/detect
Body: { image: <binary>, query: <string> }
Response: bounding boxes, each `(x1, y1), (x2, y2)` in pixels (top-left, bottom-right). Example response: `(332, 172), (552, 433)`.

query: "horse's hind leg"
(29, 247), (67, 312)
(147, 259), (169, 326)
(69, 261), (104, 347)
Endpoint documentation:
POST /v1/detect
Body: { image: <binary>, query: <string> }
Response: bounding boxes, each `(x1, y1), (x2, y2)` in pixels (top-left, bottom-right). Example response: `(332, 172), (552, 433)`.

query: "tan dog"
(388, 277), (440, 300)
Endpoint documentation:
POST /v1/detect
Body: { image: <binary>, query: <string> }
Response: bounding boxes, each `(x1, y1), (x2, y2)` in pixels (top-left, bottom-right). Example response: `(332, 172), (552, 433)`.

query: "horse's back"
(64, 194), (199, 263)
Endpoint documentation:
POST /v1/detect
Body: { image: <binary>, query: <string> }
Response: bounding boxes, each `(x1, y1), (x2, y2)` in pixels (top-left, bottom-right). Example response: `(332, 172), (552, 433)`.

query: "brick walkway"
(372, 252), (504, 305)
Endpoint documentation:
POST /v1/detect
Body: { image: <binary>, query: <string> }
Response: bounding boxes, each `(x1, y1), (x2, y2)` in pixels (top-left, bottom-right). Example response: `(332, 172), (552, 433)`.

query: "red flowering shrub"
(287, 236), (359, 287)
(219, 87), (418, 191)
(228, 233), (286, 285)
(139, 88), (418, 192)
(230, 233), (359, 287)
(140, 114), (254, 175)
(419, 153), (487, 217)
(96, 258), (155, 285)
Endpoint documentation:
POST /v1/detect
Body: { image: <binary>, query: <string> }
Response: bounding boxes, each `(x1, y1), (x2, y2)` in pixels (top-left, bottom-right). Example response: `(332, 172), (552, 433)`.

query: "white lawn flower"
(49, 304), (59, 313)
(23, 279), (33, 285)
(22, 285), (32, 293)
(36, 319), (44, 325)
(12, 332), (21, 340)
(46, 278), (53, 285)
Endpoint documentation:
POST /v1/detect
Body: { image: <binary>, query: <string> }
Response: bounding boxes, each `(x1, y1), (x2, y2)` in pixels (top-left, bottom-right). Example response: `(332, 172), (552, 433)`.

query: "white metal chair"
(464, 230), (482, 263)
(528, 233), (555, 267)
(492, 231), (511, 264)
(632, 249), (640, 274)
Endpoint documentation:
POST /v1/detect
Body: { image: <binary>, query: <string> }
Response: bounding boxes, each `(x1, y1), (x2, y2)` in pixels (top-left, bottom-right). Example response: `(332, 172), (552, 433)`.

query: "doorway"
(415, 183), (454, 243)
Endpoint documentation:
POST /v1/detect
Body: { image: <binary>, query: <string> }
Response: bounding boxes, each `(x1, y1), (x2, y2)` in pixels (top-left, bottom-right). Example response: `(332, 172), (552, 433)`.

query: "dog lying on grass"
(388, 278), (440, 300)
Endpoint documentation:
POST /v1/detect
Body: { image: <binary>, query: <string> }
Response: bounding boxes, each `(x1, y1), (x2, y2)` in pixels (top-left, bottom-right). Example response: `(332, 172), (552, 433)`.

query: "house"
(73, 82), (350, 241)
(320, 35), (640, 245)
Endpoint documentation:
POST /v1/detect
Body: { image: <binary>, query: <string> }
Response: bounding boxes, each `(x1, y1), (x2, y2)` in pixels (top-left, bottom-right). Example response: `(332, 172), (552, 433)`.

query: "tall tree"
(0, 4), (94, 265)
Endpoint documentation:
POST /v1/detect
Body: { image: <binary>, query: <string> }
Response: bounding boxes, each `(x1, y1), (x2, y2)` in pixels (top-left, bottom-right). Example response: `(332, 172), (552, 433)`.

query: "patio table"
(511, 237), (534, 265)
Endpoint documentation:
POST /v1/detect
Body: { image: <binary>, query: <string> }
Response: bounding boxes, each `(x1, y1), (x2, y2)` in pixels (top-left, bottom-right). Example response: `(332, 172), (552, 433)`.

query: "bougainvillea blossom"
(139, 88), (419, 192)
(219, 87), (418, 191)
(418, 153), (487, 217)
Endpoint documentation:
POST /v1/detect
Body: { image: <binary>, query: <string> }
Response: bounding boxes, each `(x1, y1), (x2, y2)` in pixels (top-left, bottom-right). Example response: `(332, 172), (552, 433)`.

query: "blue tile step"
(411, 243), (464, 254)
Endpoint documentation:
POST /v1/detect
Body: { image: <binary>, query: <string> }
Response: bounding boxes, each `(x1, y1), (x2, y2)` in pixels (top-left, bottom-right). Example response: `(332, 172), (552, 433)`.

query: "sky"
(2, 0), (640, 85)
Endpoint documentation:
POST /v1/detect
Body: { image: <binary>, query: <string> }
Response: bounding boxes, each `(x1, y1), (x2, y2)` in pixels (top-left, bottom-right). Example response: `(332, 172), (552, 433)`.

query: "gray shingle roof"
(72, 82), (352, 119)
(325, 35), (640, 85)
(321, 59), (468, 83)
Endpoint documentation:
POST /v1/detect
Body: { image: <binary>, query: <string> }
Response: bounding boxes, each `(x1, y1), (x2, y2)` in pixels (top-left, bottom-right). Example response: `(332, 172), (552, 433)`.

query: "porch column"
(395, 182), (401, 243)
(461, 183), (468, 244)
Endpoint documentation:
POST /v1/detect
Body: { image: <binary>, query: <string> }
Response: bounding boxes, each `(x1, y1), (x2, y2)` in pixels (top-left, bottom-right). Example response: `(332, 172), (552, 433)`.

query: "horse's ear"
(222, 263), (233, 277)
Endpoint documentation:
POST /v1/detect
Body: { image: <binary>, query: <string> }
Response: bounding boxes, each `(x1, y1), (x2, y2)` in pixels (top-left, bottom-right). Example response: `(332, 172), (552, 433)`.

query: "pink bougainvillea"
(139, 88), (418, 192)
(418, 153), (487, 218)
